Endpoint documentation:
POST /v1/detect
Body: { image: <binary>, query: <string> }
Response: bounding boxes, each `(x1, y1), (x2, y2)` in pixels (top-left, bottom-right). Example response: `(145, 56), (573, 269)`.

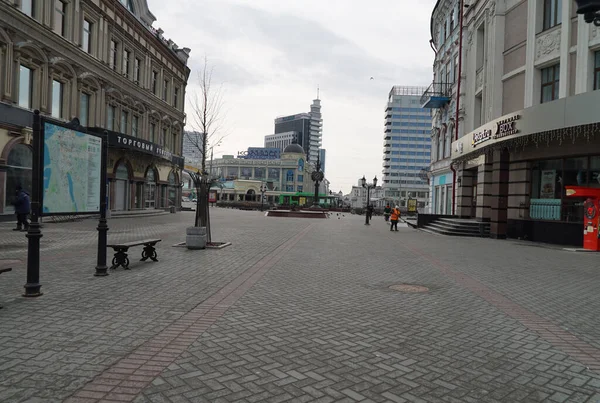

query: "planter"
(186, 226), (207, 250)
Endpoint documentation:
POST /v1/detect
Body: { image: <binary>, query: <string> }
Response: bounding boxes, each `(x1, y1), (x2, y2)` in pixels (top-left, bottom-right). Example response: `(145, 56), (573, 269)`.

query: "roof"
(283, 144), (305, 154)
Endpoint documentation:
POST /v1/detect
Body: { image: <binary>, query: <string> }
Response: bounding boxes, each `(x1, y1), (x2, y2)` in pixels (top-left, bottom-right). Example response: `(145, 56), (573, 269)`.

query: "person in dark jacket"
(13, 185), (30, 231)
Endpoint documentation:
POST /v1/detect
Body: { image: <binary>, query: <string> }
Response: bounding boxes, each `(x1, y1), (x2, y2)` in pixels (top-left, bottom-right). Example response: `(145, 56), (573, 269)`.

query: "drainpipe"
(451, 0), (465, 216)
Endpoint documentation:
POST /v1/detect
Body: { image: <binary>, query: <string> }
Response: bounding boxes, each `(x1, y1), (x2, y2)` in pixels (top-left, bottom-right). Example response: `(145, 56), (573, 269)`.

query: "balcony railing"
(420, 82), (452, 109)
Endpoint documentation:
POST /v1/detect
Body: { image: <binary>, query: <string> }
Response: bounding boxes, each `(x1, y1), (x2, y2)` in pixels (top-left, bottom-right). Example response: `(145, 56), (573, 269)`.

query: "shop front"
(451, 90), (600, 245)
(97, 130), (184, 212)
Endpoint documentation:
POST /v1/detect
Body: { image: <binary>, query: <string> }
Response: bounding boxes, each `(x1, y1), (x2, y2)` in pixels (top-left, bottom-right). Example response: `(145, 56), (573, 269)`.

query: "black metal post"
(95, 131), (109, 276)
(261, 191), (265, 211)
(313, 180), (319, 207)
(24, 110), (43, 297)
(365, 186), (371, 225)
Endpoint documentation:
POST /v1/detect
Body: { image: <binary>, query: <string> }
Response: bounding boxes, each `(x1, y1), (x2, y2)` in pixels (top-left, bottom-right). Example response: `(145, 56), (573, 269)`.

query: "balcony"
(383, 155), (391, 161)
(420, 82), (451, 109)
(383, 161), (391, 168)
(383, 148), (391, 154)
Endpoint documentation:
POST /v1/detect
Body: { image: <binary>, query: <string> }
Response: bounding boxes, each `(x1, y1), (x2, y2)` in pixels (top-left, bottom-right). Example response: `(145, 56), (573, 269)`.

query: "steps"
(421, 218), (490, 237)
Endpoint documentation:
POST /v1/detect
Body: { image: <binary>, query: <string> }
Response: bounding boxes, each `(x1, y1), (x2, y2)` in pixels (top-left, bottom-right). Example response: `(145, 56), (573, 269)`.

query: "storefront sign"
(237, 148), (281, 160)
(105, 131), (184, 168)
(471, 115), (521, 148)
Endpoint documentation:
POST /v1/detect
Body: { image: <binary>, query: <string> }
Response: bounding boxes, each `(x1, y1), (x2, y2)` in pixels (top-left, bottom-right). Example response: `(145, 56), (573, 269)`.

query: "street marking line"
(65, 223), (315, 403)
(405, 244), (600, 374)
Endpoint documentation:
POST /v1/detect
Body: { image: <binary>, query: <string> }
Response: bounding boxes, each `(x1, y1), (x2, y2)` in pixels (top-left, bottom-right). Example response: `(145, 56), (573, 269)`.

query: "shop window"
(589, 156), (600, 188)
(18, 65), (33, 109)
(145, 169), (156, 209)
(254, 167), (265, 179)
(543, 0), (562, 31)
(268, 168), (280, 180)
(541, 65), (560, 103)
(227, 167), (238, 178)
(594, 51), (600, 91)
(241, 167), (252, 179)
(4, 144), (33, 214)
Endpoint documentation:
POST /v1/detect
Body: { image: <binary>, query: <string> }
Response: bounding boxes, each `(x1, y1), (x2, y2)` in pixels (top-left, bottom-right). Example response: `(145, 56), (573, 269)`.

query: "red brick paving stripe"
(65, 223), (315, 403)
(406, 245), (600, 374)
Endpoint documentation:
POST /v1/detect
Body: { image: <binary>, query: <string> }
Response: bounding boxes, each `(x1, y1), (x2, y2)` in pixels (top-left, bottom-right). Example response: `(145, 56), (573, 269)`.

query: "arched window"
(5, 144), (33, 212)
(437, 133), (444, 161)
(113, 161), (130, 211)
(144, 168), (156, 208)
(286, 169), (294, 182)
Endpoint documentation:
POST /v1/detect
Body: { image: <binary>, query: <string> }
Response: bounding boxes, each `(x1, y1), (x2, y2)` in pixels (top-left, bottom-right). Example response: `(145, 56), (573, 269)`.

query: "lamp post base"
(23, 284), (43, 297)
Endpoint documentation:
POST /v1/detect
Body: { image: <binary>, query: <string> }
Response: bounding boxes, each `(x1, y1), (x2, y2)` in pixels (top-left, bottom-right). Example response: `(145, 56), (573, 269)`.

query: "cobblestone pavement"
(1, 210), (600, 402)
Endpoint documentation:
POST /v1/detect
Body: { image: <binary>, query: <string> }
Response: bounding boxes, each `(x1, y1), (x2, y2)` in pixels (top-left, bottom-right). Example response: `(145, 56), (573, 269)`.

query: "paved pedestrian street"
(0, 209), (599, 403)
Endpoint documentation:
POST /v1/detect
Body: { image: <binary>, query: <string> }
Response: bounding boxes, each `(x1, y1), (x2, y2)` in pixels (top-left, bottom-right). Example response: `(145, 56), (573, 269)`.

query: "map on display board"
(42, 122), (102, 214)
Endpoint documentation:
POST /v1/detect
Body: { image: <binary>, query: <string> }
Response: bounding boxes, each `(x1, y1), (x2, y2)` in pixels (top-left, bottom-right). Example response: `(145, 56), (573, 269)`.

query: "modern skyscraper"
(382, 86), (432, 209)
(271, 98), (323, 162)
(319, 149), (326, 174)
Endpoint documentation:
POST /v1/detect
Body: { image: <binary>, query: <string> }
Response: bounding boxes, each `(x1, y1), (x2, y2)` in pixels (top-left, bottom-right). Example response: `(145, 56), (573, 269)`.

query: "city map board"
(42, 121), (102, 215)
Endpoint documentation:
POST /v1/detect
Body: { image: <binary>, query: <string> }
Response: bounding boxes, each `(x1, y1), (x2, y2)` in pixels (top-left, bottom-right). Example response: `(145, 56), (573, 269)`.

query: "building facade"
(273, 98), (323, 162)
(207, 144), (332, 206)
(450, 0), (600, 246)
(0, 0), (190, 217)
(382, 86), (432, 209)
(264, 131), (295, 152)
(422, 0), (464, 215)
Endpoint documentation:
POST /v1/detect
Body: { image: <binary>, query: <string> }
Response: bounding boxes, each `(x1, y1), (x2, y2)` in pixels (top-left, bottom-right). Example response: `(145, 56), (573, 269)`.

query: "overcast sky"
(148, 0), (437, 193)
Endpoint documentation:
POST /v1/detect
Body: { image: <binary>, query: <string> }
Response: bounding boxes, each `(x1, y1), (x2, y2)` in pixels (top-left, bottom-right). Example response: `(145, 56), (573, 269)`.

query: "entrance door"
(441, 186), (447, 215)
(471, 176), (478, 218)
(435, 187), (441, 214)
(115, 180), (127, 211)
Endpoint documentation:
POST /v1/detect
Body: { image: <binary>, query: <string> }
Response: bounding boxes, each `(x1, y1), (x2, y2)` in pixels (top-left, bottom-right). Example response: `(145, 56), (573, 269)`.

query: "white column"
(524, 0), (538, 108)
(575, 17), (591, 94)
(559, 0), (571, 98)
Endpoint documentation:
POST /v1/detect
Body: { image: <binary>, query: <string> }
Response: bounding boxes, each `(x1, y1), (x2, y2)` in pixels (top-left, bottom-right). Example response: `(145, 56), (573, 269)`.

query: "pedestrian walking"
(12, 184), (30, 231)
(390, 205), (400, 232)
(383, 203), (391, 224)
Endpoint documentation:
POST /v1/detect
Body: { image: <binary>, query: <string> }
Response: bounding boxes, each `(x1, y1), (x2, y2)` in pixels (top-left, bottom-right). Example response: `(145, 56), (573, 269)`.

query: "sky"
(147, 0), (437, 194)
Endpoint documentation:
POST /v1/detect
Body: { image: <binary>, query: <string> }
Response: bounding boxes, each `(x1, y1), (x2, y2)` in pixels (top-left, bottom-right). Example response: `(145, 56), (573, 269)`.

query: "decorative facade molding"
(535, 28), (561, 64)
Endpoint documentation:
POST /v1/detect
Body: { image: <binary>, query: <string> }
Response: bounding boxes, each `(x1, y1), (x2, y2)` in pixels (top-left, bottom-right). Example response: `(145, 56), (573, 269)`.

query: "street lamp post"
(361, 175), (378, 225)
(574, 1), (600, 25)
(311, 152), (324, 208)
(260, 183), (267, 212)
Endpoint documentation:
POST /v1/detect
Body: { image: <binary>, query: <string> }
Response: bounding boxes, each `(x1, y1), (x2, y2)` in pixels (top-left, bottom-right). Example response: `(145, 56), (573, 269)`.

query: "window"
(594, 51), (600, 91)
(119, 0), (134, 12)
(53, 1), (66, 36)
(21, 0), (35, 17)
(172, 131), (177, 153)
(152, 71), (158, 94)
(106, 105), (116, 130)
(123, 50), (130, 77)
(543, 0), (562, 31)
(445, 61), (451, 84)
(454, 55), (459, 83)
(450, 9), (455, 32)
(82, 19), (92, 53)
(541, 64), (560, 103)
(150, 123), (156, 143)
(173, 87), (179, 108)
(120, 110), (128, 134)
(110, 40), (118, 71)
(163, 79), (169, 101)
(134, 58), (141, 83)
(132, 116), (139, 137)
(18, 65), (33, 109)
(162, 128), (168, 147)
(51, 80), (63, 119)
(80, 93), (90, 126)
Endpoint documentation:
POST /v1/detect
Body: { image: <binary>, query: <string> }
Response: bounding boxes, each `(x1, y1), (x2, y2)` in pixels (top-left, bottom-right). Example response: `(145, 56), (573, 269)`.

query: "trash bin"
(170, 206), (176, 214)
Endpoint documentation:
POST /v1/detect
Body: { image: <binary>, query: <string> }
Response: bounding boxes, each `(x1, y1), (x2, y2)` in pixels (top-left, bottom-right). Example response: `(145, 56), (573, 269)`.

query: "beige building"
(450, 0), (600, 245)
(0, 0), (190, 218)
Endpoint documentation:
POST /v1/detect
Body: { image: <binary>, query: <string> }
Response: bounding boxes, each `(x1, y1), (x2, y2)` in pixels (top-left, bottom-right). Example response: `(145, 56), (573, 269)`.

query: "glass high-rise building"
(382, 86), (432, 208)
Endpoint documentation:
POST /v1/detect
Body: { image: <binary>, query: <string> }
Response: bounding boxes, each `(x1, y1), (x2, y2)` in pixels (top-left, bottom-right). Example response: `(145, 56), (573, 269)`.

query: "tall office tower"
(271, 97), (323, 162)
(264, 131), (296, 152)
(382, 86), (432, 208)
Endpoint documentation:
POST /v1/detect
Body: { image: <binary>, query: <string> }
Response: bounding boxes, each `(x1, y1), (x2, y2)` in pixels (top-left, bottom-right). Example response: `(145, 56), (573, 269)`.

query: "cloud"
(147, 0), (437, 192)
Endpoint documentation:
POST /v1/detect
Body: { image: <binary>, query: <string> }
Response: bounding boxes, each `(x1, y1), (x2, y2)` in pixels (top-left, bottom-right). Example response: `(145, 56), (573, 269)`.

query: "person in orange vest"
(390, 205), (401, 231)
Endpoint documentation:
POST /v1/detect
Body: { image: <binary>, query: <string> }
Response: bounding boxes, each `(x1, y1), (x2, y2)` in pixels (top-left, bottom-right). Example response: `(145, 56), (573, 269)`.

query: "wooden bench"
(107, 239), (161, 270)
(0, 261), (16, 309)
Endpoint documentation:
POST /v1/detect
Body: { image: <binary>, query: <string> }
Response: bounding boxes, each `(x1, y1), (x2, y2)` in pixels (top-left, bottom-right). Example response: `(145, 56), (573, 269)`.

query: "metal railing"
(420, 82), (452, 106)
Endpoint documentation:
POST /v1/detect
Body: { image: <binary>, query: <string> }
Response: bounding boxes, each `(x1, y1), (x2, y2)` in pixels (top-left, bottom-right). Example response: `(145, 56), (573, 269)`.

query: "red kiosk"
(565, 186), (600, 251)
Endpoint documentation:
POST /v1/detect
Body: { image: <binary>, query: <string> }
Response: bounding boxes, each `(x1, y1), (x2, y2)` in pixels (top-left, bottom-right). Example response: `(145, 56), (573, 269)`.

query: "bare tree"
(185, 56), (227, 242)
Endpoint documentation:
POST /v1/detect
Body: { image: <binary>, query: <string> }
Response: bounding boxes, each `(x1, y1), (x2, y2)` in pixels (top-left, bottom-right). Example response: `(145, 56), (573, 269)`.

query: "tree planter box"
(186, 226), (207, 250)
